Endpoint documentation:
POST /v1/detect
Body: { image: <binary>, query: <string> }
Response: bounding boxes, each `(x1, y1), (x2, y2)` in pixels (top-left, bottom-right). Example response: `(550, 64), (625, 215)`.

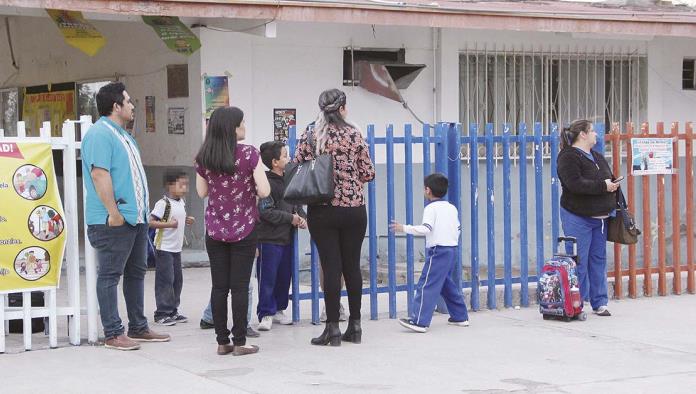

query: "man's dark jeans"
(154, 250), (183, 320)
(87, 223), (149, 339)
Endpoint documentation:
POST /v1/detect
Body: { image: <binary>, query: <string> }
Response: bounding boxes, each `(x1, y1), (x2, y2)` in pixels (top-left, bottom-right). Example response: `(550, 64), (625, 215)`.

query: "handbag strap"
(615, 186), (628, 210)
(305, 123), (318, 157)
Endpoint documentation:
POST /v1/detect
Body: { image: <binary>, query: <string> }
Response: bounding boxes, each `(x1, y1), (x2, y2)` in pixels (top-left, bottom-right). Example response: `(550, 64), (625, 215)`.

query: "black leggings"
(205, 231), (256, 346)
(307, 205), (367, 323)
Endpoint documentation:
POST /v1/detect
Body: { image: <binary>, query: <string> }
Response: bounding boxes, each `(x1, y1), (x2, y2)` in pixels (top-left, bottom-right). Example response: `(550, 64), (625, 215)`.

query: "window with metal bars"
(458, 49), (647, 159)
(684, 58), (696, 90)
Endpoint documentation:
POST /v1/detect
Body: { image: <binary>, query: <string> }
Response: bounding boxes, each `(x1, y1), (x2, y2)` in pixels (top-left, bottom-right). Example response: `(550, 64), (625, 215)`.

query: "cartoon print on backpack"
(538, 272), (562, 305)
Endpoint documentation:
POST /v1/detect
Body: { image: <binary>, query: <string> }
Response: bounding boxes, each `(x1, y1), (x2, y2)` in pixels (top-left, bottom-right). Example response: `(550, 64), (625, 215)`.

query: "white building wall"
(198, 22), (437, 163)
(647, 36), (696, 127)
(3, 16), (694, 166)
(197, 23), (696, 165)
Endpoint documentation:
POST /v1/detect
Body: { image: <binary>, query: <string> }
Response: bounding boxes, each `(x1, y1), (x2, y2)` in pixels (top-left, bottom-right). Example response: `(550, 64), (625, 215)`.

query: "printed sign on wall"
(22, 90), (75, 137)
(0, 142), (66, 292)
(631, 138), (674, 176)
(273, 108), (296, 142)
(204, 76), (229, 120)
(168, 107), (185, 135)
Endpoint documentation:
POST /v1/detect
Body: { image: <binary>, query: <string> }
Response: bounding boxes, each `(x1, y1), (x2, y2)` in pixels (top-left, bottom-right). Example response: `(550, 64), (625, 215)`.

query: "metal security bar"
(459, 45), (647, 159)
(607, 122), (696, 298)
(286, 121), (695, 323)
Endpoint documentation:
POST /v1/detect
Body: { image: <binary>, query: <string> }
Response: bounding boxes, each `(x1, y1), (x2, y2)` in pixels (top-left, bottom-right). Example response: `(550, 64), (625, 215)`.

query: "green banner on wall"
(142, 16), (201, 56)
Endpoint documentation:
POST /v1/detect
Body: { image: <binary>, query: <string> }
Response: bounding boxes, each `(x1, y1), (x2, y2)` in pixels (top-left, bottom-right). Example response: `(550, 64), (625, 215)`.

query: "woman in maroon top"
(195, 106), (270, 356)
(295, 89), (375, 346)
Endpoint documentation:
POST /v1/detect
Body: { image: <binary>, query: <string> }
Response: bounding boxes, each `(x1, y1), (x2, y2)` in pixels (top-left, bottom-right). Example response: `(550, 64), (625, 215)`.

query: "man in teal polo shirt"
(83, 82), (170, 350)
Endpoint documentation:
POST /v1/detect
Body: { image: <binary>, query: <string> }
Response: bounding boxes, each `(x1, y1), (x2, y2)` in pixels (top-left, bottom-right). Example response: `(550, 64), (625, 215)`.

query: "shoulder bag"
(607, 187), (641, 245)
(283, 126), (335, 205)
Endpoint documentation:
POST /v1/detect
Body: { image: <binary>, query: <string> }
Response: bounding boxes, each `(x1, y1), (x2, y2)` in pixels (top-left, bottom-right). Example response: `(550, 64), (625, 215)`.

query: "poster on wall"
(46, 9), (106, 57)
(145, 96), (156, 133)
(0, 141), (66, 292)
(631, 138), (674, 176)
(22, 90), (76, 137)
(168, 107), (185, 135)
(204, 76), (229, 119)
(273, 109), (296, 142)
(142, 16), (201, 56)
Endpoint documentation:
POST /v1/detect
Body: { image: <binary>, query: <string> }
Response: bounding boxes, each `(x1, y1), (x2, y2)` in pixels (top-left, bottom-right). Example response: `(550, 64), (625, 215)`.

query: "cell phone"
(613, 176), (625, 183)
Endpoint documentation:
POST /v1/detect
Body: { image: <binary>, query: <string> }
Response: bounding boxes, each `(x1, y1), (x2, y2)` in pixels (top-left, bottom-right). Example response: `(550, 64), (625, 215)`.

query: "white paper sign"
(631, 138), (674, 175)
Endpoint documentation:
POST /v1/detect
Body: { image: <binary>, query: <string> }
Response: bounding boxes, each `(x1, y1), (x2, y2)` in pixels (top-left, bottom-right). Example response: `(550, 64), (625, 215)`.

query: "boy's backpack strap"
(162, 197), (172, 221)
(154, 197), (172, 249)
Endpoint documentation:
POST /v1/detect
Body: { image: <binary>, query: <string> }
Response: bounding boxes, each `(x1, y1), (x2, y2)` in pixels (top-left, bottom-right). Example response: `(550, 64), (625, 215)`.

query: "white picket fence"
(0, 116), (100, 352)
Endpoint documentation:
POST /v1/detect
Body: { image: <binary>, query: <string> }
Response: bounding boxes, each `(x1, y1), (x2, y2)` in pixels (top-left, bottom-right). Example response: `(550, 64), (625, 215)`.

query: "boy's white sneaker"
(257, 315), (272, 331)
(273, 311), (293, 325)
(447, 318), (470, 327)
(398, 318), (428, 333)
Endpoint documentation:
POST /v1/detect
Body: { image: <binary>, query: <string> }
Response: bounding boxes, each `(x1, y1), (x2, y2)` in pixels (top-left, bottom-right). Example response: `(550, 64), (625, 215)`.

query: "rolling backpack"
(147, 197), (171, 268)
(538, 236), (586, 322)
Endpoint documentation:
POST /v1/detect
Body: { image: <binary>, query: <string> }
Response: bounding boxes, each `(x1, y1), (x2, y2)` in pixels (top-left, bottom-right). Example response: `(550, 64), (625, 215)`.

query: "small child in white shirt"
(390, 173), (469, 332)
(149, 169), (194, 326)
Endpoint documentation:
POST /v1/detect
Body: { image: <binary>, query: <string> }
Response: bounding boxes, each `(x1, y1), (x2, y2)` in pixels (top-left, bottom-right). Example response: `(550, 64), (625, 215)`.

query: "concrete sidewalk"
(1, 267), (695, 393)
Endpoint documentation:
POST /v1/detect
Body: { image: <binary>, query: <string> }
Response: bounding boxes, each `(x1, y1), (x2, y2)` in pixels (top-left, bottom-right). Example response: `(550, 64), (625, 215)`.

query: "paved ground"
(2, 267), (696, 393)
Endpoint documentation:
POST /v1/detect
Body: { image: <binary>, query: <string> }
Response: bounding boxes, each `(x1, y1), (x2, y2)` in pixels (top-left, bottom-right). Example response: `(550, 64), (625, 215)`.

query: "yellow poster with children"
(0, 141), (66, 292)
(21, 89), (75, 137)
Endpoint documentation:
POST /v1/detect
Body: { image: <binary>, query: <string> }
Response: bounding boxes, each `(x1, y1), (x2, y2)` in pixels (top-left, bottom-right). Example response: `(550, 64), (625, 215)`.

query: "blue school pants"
(256, 243), (293, 320)
(411, 245), (469, 327)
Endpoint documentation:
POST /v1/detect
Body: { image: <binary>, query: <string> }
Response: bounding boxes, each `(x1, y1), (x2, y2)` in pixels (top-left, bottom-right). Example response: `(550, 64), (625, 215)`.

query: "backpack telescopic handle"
(557, 236), (578, 257)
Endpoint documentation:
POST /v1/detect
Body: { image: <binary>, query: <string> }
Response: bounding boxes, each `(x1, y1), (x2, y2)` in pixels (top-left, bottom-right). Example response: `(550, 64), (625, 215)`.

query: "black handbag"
(283, 126), (335, 205)
(607, 188), (641, 245)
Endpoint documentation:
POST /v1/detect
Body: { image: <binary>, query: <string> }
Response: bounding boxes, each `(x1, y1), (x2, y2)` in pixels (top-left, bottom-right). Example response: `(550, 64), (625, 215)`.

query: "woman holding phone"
(556, 119), (618, 317)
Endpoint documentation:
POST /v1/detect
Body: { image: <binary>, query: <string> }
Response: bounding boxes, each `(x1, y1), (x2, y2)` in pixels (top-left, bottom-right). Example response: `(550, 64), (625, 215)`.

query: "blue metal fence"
(286, 122), (606, 323)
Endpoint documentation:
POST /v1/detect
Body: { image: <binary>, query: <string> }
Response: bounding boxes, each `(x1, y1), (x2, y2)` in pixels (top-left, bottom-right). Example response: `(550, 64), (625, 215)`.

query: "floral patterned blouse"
(295, 124), (375, 207)
(195, 144), (260, 242)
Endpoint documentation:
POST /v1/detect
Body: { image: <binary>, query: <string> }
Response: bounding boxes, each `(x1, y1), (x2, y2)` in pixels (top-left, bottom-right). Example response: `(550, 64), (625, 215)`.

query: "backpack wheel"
(577, 312), (587, 321)
(563, 316), (572, 322)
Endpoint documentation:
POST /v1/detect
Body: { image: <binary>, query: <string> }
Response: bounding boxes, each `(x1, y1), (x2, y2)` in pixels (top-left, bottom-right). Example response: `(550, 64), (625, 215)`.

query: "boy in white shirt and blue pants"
(149, 169), (194, 326)
(391, 173), (469, 332)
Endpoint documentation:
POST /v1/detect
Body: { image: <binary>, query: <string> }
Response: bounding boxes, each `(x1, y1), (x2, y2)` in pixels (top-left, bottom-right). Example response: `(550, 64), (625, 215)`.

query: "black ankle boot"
(341, 319), (361, 344)
(311, 322), (341, 346)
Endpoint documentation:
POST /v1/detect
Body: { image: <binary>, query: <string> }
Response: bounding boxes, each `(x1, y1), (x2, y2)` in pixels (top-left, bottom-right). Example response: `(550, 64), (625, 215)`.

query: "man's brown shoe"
(104, 334), (140, 351)
(217, 344), (235, 355)
(233, 344), (259, 356)
(129, 329), (171, 342)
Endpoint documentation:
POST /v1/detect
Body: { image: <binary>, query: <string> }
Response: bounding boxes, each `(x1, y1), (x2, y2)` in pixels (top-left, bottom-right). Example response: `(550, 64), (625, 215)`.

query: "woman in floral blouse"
(195, 106), (270, 356)
(295, 89), (375, 346)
